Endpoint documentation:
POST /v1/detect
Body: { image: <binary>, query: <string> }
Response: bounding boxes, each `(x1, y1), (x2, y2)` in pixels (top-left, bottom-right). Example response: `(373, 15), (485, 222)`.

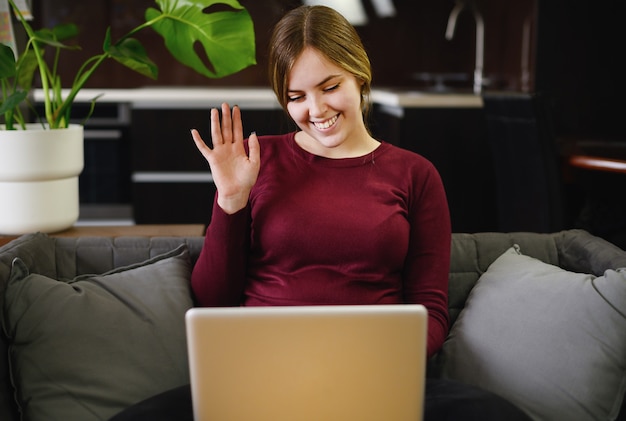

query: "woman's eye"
(288, 95), (304, 102)
(324, 84), (339, 92)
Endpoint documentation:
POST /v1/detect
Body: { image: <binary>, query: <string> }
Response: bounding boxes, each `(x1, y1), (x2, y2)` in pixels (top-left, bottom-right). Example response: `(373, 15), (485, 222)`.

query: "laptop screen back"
(186, 304), (427, 421)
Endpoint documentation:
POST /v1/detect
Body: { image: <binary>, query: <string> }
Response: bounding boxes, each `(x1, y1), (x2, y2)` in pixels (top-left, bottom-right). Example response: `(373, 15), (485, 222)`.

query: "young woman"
(190, 5), (450, 359)
(110, 6), (530, 420)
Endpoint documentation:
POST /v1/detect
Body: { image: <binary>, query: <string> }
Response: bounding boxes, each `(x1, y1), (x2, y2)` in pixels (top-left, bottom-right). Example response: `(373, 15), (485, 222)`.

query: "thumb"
(248, 131), (260, 165)
(191, 128), (211, 161)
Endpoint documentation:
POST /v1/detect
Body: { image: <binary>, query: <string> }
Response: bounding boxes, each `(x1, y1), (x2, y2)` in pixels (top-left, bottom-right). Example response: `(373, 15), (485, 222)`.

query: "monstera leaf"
(2, 0), (256, 129)
(145, 0), (256, 78)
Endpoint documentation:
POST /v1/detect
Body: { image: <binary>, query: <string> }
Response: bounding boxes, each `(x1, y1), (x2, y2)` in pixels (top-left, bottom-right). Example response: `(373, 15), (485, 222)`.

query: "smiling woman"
(111, 5), (530, 421)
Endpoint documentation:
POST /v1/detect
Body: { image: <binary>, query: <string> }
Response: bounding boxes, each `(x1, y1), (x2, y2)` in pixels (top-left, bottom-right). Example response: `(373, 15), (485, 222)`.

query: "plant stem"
(1, 80), (14, 129)
(8, 0), (54, 127)
(55, 54), (108, 126)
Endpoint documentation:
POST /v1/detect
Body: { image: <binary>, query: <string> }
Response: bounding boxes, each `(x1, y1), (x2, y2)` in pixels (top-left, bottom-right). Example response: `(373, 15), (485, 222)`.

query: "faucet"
(445, 0), (484, 94)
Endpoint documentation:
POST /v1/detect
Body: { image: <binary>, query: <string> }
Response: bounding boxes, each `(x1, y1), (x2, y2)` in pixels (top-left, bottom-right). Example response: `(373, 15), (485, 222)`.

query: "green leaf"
(104, 28), (158, 79)
(0, 43), (17, 78)
(51, 23), (79, 41)
(34, 24), (80, 50)
(0, 90), (27, 114)
(15, 49), (38, 91)
(145, 0), (256, 78)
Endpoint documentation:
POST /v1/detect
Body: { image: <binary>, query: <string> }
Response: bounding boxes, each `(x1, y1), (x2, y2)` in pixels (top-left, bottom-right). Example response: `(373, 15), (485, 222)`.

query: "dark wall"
(536, 0), (623, 140)
(28, 0), (623, 141)
(31, 0), (537, 91)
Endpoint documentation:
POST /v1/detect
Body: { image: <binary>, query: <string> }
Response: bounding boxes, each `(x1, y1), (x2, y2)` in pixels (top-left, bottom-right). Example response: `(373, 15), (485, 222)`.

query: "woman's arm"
(191, 200), (251, 306)
(189, 103), (260, 306)
(403, 163), (452, 358)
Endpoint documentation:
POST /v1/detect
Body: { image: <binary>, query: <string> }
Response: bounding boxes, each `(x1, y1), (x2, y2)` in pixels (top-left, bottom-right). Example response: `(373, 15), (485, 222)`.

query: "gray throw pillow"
(0, 233), (57, 421)
(441, 245), (626, 421)
(2, 244), (193, 421)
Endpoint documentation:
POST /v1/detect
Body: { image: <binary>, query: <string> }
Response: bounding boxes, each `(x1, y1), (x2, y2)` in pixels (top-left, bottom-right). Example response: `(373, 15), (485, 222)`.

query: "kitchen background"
(22, 0), (626, 247)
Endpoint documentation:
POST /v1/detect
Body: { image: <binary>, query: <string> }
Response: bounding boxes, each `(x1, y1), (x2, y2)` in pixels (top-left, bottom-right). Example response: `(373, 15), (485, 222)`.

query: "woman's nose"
(308, 95), (326, 117)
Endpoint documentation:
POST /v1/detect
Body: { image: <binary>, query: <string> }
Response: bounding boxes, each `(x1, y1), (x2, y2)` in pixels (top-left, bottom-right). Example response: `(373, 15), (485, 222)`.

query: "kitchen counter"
(35, 87), (483, 109)
(371, 89), (483, 108)
(0, 224), (206, 247)
(35, 87), (282, 110)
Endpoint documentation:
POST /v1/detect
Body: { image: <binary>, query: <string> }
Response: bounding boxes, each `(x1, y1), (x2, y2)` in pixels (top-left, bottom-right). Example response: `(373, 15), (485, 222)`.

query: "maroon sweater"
(191, 132), (451, 357)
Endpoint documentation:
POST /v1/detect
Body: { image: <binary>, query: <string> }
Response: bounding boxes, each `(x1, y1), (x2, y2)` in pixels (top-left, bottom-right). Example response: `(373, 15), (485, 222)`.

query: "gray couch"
(1, 229), (625, 421)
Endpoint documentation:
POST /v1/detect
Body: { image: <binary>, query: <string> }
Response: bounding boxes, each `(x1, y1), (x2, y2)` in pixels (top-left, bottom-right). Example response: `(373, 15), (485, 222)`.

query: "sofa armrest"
(557, 229), (626, 275)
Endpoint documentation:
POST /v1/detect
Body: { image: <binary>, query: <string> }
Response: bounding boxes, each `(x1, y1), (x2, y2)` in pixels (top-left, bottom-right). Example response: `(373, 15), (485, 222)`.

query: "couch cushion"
(2, 244), (193, 421)
(0, 233), (57, 421)
(447, 231), (561, 325)
(441, 245), (626, 421)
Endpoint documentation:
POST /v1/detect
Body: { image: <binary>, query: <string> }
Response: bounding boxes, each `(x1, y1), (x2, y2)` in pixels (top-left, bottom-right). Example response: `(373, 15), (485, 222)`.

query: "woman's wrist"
(217, 191), (250, 215)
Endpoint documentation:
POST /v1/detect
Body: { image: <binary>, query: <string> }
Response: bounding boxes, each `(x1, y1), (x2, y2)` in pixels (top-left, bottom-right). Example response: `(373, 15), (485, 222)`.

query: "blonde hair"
(268, 5), (372, 117)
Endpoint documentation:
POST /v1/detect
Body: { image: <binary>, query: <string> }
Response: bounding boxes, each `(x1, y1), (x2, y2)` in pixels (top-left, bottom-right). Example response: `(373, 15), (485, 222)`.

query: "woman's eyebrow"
(288, 74), (342, 93)
(315, 74), (342, 87)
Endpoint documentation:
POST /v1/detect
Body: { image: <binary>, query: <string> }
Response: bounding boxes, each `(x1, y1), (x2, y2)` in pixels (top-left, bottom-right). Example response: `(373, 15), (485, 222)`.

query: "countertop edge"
(34, 88), (483, 109)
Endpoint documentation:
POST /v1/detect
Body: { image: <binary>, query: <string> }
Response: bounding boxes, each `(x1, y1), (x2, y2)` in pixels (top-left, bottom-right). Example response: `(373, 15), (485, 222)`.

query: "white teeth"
(313, 114), (338, 130)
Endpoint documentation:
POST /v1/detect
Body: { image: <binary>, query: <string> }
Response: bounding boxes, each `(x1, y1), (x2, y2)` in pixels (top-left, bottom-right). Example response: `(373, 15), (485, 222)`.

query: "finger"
(248, 131), (260, 165)
(210, 108), (223, 145)
(191, 129), (211, 159)
(220, 102), (233, 143)
(232, 105), (243, 144)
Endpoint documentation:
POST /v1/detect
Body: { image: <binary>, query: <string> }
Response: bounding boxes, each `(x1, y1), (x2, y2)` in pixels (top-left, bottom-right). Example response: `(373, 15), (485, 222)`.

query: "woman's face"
(286, 47), (368, 157)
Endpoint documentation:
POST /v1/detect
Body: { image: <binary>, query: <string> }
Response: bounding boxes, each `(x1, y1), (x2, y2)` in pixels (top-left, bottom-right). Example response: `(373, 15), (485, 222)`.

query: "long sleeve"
(190, 133), (451, 358)
(191, 197), (251, 306)
(403, 163), (451, 358)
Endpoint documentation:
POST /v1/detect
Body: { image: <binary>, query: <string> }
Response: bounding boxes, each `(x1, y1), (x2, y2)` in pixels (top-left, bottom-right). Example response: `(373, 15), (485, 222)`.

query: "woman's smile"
(312, 114), (339, 130)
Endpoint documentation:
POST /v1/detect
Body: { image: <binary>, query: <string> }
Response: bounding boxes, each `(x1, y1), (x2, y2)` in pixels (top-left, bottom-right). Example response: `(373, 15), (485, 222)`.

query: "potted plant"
(0, 0), (256, 235)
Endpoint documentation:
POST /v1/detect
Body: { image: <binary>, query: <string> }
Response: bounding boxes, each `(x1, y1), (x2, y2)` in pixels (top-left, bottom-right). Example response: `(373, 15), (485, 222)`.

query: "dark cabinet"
(78, 104), (132, 206)
(372, 104), (497, 233)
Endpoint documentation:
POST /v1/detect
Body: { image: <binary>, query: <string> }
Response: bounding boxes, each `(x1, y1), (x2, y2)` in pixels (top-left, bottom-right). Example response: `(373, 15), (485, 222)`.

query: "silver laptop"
(185, 304), (427, 421)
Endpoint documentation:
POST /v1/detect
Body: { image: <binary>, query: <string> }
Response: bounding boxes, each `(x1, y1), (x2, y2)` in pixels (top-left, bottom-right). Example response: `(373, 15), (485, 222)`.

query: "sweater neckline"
(288, 131), (388, 167)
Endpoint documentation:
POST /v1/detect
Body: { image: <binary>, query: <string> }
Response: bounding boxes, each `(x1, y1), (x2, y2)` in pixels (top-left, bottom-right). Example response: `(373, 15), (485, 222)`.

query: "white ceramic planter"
(0, 124), (84, 235)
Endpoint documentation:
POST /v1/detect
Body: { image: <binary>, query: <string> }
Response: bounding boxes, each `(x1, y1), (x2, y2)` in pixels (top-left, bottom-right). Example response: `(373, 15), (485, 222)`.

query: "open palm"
(191, 103), (260, 214)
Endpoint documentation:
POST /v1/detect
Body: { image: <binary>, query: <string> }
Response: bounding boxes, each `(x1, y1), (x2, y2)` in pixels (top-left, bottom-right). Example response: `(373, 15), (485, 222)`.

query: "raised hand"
(191, 103), (260, 214)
